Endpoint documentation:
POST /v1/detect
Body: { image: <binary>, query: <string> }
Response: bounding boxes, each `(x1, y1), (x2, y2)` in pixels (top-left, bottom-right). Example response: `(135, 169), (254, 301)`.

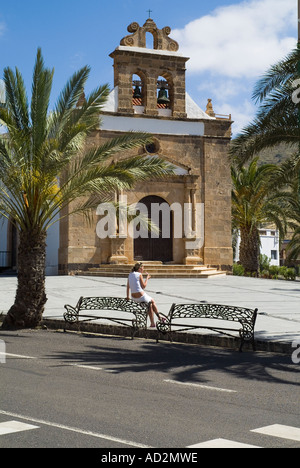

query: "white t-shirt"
(128, 271), (143, 294)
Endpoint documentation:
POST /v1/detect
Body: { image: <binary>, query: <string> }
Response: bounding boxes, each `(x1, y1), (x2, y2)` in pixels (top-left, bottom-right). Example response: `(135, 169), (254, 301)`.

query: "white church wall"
(101, 114), (205, 136)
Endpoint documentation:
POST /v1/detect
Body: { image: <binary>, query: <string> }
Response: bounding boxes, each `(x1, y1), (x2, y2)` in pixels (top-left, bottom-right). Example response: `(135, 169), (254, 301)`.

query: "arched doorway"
(134, 195), (173, 262)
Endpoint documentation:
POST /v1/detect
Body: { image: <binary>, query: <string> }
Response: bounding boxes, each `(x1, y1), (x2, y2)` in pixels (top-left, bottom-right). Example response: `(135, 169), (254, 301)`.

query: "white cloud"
(197, 77), (250, 101)
(173, 0), (297, 135)
(172, 0), (297, 78)
(217, 99), (257, 134)
(69, 52), (86, 70)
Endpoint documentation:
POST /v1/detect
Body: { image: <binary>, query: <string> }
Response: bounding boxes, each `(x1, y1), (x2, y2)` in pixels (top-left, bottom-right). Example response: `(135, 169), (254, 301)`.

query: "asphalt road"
(0, 328), (299, 449)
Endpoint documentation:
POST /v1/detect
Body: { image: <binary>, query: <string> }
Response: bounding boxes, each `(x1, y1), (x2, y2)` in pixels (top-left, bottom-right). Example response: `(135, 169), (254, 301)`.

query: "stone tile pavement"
(0, 274), (299, 354)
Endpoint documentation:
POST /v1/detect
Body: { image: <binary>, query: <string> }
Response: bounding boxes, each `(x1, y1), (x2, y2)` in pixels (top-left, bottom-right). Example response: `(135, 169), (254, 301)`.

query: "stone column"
(108, 190), (129, 264)
(108, 235), (128, 264)
(183, 179), (203, 265)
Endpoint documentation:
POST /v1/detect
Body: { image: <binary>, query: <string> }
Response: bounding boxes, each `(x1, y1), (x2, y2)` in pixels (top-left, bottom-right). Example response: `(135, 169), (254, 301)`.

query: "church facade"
(58, 19), (233, 274)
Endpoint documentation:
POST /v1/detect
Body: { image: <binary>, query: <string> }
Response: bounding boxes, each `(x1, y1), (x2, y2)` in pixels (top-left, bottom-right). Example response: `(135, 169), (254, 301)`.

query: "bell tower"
(109, 18), (189, 118)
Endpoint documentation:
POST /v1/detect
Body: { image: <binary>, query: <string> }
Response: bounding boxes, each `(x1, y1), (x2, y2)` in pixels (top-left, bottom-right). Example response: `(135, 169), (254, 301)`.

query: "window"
(146, 32), (154, 49)
(145, 138), (160, 154)
(271, 250), (278, 260)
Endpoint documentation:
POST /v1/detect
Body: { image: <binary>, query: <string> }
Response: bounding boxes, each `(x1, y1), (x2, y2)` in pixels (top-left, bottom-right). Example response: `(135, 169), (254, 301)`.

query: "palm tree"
(286, 219), (300, 263)
(230, 48), (300, 269)
(232, 158), (289, 274)
(0, 49), (173, 329)
(284, 180), (300, 263)
(230, 48), (299, 168)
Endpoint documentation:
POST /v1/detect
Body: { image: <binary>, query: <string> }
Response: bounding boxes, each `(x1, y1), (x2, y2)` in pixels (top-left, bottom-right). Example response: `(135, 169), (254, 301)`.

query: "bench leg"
(239, 335), (256, 352)
(156, 328), (172, 343)
(131, 327), (138, 340)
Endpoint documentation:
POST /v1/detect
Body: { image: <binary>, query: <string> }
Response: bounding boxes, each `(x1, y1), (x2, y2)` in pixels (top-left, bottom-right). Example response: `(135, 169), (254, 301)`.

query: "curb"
(42, 318), (292, 355)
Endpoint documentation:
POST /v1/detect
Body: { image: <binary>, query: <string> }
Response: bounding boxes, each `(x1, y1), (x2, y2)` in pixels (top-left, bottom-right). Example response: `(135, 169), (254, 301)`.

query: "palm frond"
(31, 48), (54, 160)
(230, 47), (300, 166)
(51, 65), (90, 130)
(252, 48), (298, 103)
(3, 67), (30, 132)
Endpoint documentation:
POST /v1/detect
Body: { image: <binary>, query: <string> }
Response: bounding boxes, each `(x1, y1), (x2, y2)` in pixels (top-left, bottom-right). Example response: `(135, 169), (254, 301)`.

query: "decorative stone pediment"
(120, 18), (179, 52)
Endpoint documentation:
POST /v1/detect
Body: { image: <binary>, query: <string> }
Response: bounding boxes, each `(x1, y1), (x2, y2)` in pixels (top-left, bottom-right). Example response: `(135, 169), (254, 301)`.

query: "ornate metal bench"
(156, 303), (258, 351)
(63, 296), (150, 338)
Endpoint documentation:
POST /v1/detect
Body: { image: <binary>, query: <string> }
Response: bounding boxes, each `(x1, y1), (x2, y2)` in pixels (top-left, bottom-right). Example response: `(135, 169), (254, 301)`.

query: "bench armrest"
(63, 304), (78, 323)
(156, 314), (170, 333)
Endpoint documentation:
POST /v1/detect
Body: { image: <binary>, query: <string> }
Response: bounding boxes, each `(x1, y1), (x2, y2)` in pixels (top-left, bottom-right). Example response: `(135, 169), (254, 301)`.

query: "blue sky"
(0, 0), (297, 135)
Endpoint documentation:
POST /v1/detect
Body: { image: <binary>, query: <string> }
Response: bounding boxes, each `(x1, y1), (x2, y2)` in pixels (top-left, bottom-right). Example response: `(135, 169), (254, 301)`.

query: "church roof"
(113, 45), (185, 59)
(185, 93), (215, 120)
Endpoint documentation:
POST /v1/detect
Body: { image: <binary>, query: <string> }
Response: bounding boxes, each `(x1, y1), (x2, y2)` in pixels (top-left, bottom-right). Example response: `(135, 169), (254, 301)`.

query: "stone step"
(87, 267), (218, 274)
(78, 263), (226, 278)
(80, 271), (225, 278)
(88, 263), (214, 270)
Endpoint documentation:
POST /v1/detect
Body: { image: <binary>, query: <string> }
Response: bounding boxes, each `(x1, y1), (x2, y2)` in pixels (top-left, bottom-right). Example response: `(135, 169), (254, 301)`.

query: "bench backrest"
(76, 296), (149, 314)
(170, 303), (257, 325)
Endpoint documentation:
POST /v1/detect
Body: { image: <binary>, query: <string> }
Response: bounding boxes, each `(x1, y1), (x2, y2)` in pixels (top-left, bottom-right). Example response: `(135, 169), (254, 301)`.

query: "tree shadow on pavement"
(47, 333), (300, 387)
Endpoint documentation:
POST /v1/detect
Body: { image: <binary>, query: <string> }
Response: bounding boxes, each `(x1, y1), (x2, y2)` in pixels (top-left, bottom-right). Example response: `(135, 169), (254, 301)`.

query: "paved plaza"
(0, 274), (299, 352)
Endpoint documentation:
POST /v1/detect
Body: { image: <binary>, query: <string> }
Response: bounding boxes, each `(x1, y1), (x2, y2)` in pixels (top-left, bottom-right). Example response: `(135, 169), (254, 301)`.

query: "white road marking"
(164, 379), (237, 393)
(0, 420), (39, 435)
(251, 424), (300, 442)
(188, 438), (261, 448)
(0, 353), (37, 359)
(70, 364), (103, 371)
(70, 364), (118, 373)
(0, 410), (151, 448)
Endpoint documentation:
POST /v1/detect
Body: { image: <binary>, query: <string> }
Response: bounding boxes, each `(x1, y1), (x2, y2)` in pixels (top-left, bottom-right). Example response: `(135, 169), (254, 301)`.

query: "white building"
(234, 227), (280, 266)
(0, 218), (59, 275)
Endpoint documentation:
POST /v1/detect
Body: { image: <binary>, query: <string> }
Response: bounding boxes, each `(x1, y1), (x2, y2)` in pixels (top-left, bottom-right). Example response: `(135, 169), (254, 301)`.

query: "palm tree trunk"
(239, 226), (260, 274)
(2, 229), (47, 329)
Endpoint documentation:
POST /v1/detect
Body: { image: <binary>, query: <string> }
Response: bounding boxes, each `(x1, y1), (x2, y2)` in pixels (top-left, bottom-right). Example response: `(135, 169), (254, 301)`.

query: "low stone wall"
(42, 318), (291, 355)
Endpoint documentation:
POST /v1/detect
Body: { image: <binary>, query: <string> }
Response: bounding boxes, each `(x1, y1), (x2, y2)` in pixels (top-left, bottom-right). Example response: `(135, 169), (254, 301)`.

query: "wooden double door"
(134, 196), (173, 263)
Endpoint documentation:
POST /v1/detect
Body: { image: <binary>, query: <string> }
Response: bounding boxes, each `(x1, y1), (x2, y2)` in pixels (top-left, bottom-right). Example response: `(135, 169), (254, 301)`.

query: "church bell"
(157, 87), (170, 105)
(133, 85), (142, 99)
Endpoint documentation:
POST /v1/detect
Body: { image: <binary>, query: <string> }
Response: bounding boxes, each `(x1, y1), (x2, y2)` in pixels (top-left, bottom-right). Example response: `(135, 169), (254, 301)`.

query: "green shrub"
(259, 254), (271, 272)
(277, 266), (296, 280)
(278, 266), (287, 277)
(233, 263), (245, 276)
(284, 268), (296, 281)
(269, 265), (280, 277)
